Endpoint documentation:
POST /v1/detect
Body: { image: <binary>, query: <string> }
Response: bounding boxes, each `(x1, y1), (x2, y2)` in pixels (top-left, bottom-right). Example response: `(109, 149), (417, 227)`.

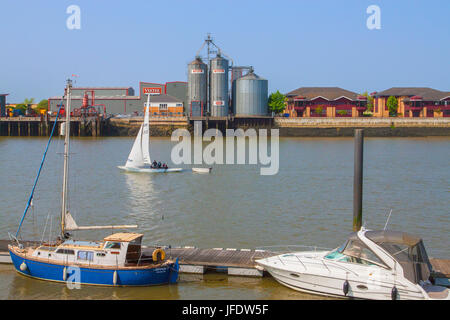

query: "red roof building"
(373, 87), (450, 117)
(285, 87), (367, 117)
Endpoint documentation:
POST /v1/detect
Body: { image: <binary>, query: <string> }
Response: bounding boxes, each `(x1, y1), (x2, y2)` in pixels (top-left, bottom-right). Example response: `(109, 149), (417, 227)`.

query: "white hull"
(118, 166), (182, 173)
(260, 260), (425, 300)
(256, 229), (450, 301)
(192, 167), (212, 173)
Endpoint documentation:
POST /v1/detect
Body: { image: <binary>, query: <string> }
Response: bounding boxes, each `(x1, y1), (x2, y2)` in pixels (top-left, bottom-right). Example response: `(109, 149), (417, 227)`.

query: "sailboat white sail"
(124, 96), (151, 169)
(118, 94), (182, 173)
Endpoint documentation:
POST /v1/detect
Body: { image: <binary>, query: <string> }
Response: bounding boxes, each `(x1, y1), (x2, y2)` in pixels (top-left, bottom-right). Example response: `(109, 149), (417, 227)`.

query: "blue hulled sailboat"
(9, 79), (179, 286)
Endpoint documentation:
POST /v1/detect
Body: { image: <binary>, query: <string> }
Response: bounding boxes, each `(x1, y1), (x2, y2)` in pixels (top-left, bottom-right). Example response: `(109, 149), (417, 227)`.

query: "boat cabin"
(31, 232), (145, 267)
(325, 230), (433, 284)
(364, 230), (433, 284)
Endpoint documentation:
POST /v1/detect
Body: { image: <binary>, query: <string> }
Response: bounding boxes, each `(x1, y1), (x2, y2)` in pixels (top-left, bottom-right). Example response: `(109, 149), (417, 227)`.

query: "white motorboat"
(256, 228), (449, 300)
(192, 167), (212, 173)
(118, 94), (182, 173)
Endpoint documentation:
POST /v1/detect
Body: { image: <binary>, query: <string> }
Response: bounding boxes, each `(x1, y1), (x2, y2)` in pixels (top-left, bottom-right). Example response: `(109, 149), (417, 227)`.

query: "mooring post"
(353, 129), (364, 232)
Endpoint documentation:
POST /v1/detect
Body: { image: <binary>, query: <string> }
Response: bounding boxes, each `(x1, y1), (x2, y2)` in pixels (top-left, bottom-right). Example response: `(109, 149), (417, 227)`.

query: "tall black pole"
(353, 129), (364, 231)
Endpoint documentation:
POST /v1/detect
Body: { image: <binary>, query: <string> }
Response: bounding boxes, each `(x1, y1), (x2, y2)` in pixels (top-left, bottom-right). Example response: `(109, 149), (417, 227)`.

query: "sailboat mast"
(61, 79), (72, 237)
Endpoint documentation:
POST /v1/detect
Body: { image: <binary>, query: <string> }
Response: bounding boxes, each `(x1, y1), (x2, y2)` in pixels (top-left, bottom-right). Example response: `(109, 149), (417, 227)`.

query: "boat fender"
(113, 271), (118, 285)
(20, 262), (27, 272)
(391, 286), (398, 300)
(63, 267), (67, 281)
(152, 248), (166, 262)
(343, 280), (349, 296)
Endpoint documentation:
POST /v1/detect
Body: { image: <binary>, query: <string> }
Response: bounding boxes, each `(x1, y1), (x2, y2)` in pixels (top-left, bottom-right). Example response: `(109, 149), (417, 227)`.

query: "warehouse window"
(159, 104), (168, 110)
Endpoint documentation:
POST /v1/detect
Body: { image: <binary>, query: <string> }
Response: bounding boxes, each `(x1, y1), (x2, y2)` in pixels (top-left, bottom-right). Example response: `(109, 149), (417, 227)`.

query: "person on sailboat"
(158, 162), (162, 168)
(152, 160), (157, 168)
(163, 163), (168, 169)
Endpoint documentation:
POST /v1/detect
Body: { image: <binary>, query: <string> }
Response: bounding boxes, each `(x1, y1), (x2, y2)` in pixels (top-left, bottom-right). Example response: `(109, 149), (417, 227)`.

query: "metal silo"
(231, 68), (243, 115)
(188, 57), (207, 116)
(235, 72), (268, 116)
(209, 55), (229, 117)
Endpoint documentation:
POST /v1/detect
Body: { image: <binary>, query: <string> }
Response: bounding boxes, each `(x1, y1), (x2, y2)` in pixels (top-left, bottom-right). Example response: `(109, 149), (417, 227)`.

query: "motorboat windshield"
(324, 237), (388, 268)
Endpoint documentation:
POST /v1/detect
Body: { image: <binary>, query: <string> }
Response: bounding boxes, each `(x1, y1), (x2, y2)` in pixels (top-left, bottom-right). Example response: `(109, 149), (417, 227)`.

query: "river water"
(0, 136), (448, 299)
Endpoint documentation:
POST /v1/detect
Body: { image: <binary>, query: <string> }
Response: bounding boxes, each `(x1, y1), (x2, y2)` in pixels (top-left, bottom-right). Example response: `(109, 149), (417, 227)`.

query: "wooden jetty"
(158, 246), (269, 277)
(0, 116), (104, 137)
(1, 240), (449, 282)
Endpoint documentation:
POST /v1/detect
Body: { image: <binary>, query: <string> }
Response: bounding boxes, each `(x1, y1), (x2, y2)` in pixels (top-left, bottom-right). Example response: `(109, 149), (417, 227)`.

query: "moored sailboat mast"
(61, 79), (72, 237)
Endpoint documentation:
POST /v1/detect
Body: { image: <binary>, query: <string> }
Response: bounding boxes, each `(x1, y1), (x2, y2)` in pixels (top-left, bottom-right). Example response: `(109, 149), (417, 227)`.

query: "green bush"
(268, 91), (286, 114)
(387, 96), (398, 116)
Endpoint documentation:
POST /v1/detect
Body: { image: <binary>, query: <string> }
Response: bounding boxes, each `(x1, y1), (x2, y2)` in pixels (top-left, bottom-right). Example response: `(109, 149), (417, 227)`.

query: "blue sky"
(1, 0), (449, 102)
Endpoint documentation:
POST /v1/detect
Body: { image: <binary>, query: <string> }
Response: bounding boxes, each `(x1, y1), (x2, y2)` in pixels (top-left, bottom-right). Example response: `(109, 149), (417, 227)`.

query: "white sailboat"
(118, 94), (182, 173)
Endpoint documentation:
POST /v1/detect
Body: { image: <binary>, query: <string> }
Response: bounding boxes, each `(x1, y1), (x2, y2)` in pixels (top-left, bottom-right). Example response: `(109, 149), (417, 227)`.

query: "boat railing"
(8, 233), (43, 249)
(126, 250), (167, 266)
(8, 232), (20, 246)
(254, 244), (332, 257)
(252, 245), (333, 268)
(252, 245), (359, 276)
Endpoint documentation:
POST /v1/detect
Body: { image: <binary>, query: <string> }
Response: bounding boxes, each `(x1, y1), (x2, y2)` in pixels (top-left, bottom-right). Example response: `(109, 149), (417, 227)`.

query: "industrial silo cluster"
(187, 35), (268, 117)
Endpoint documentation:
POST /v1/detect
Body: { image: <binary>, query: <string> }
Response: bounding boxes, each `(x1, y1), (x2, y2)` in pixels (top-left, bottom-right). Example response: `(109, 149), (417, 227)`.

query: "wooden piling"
(353, 129), (364, 231)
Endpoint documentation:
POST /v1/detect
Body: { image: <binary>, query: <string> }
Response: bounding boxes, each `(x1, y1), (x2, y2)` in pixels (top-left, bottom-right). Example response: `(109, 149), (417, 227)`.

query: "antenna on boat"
(383, 209), (393, 230)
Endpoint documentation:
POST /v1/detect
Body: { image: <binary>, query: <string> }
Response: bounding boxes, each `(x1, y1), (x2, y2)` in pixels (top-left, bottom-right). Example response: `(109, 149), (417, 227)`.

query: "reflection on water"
(123, 172), (159, 220)
(0, 136), (448, 299)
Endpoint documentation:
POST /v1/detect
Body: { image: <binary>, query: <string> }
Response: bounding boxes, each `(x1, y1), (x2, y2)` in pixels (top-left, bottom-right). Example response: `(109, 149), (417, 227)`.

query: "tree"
(314, 106), (323, 115)
(360, 91), (374, 112)
(268, 90), (286, 114)
(14, 104), (27, 112)
(23, 98), (35, 106)
(36, 99), (48, 111)
(13, 104), (27, 115)
(386, 96), (398, 116)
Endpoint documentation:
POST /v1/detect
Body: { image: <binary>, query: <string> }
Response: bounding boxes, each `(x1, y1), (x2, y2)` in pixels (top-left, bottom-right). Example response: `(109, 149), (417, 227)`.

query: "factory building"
(285, 87), (367, 117)
(372, 87), (450, 117)
(0, 94), (8, 116)
(48, 81), (187, 116)
(145, 94), (184, 116)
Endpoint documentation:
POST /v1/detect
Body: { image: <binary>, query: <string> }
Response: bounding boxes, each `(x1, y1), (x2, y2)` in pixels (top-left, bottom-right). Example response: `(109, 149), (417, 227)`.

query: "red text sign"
(143, 87), (162, 94)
